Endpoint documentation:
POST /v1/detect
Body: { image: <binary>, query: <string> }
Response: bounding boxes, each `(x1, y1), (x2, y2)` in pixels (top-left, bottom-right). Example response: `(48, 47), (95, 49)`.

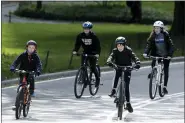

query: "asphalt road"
(2, 62), (184, 123)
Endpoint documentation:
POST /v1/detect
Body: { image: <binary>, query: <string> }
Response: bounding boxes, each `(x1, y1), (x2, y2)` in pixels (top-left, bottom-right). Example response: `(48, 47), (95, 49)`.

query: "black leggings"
(151, 59), (170, 87)
(81, 55), (100, 80)
(113, 69), (131, 102)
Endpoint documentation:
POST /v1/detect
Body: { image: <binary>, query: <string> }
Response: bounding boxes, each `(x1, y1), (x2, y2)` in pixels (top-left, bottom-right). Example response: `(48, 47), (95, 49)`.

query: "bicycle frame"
(153, 58), (164, 86)
(15, 70), (35, 104)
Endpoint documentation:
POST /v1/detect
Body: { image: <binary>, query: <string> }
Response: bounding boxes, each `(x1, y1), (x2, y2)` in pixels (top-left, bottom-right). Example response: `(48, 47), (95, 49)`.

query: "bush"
(14, 3), (173, 24)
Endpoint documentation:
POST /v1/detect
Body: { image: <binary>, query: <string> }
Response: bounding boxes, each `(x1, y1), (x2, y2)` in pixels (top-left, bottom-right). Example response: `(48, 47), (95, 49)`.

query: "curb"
(2, 57), (184, 87)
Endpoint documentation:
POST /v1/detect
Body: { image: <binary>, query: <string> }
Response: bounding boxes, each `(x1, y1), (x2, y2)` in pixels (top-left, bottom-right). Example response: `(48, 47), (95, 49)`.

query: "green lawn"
(2, 22), (182, 79)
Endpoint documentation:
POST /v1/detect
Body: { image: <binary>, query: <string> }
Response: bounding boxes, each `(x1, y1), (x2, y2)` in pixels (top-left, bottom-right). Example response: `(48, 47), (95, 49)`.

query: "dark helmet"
(26, 40), (37, 48)
(115, 36), (126, 45)
(82, 21), (93, 29)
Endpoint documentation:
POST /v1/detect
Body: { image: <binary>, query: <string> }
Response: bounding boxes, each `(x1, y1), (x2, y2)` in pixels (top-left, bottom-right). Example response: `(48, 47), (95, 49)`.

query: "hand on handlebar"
(134, 64), (140, 70)
(95, 54), (99, 58)
(10, 66), (15, 72)
(107, 62), (118, 70)
(143, 53), (148, 58)
(36, 71), (41, 76)
(72, 51), (77, 55)
(165, 56), (171, 60)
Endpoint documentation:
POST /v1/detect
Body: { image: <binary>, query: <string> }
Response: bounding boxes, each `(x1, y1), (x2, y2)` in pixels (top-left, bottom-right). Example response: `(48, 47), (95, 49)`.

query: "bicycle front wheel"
(23, 89), (31, 117)
(89, 71), (99, 96)
(159, 72), (165, 97)
(149, 68), (158, 99)
(118, 81), (124, 120)
(74, 67), (86, 98)
(15, 87), (24, 119)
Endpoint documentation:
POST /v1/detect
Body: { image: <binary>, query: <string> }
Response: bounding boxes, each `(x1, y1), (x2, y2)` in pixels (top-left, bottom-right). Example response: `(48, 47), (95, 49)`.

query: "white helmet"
(153, 21), (164, 28)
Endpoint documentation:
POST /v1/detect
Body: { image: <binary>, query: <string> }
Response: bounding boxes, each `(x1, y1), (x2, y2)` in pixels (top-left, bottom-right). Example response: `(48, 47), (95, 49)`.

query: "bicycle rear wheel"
(15, 87), (24, 119)
(159, 72), (165, 97)
(89, 71), (99, 96)
(149, 68), (158, 99)
(117, 81), (124, 120)
(23, 88), (31, 117)
(74, 67), (86, 98)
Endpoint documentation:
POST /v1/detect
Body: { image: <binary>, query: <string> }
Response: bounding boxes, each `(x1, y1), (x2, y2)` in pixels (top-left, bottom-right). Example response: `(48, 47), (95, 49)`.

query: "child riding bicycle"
(107, 36), (140, 113)
(72, 21), (101, 87)
(10, 40), (42, 109)
(143, 20), (175, 94)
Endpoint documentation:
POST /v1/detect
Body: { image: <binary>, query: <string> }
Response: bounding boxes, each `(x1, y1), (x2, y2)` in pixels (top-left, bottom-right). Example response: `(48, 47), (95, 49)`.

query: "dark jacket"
(73, 31), (101, 55)
(10, 51), (42, 72)
(144, 30), (175, 56)
(107, 46), (140, 66)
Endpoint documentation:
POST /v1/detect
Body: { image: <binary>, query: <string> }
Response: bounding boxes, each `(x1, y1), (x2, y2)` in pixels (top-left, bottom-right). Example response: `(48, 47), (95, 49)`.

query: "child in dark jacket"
(10, 40), (42, 97)
(143, 20), (175, 94)
(107, 36), (140, 113)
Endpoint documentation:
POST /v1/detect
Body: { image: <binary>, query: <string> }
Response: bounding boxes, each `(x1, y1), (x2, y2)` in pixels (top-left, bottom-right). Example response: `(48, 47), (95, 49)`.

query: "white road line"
(106, 92), (184, 122)
(2, 62), (184, 90)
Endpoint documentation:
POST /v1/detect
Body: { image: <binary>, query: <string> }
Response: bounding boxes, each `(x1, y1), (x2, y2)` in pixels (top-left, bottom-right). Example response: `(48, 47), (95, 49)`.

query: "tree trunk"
(170, 1), (185, 36)
(126, 1), (142, 23)
(102, 1), (108, 7)
(36, 1), (42, 10)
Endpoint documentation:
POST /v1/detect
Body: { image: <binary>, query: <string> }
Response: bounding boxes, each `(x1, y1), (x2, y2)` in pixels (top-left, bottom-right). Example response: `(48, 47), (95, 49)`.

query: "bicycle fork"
(155, 65), (162, 86)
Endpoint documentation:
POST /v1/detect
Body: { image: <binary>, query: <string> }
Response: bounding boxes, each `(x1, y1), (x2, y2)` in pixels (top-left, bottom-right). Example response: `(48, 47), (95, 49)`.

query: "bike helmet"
(115, 36), (126, 45)
(82, 21), (93, 29)
(26, 40), (37, 48)
(153, 21), (164, 28)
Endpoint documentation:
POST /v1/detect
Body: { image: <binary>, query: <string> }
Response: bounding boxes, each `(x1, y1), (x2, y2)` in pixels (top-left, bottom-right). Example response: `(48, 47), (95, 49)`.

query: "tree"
(94, 1), (108, 7)
(170, 1), (185, 36)
(126, 1), (142, 23)
(36, 1), (42, 10)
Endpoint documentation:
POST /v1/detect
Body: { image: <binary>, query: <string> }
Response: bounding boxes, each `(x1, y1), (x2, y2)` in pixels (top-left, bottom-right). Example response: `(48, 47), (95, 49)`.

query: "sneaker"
(108, 89), (116, 97)
(12, 105), (16, 111)
(148, 73), (151, 79)
(126, 103), (133, 113)
(31, 92), (35, 97)
(163, 87), (168, 94)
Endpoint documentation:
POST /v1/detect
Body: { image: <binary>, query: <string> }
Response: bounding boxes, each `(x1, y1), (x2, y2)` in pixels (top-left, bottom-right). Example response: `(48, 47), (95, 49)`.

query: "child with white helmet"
(143, 21), (175, 94)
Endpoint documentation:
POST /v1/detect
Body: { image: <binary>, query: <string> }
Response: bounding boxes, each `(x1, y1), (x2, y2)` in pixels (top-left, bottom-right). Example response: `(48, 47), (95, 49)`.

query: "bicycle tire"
(74, 67), (86, 98)
(159, 72), (165, 97)
(96, 65), (101, 77)
(23, 88), (31, 117)
(118, 80), (124, 120)
(89, 71), (99, 96)
(15, 87), (23, 119)
(149, 68), (158, 99)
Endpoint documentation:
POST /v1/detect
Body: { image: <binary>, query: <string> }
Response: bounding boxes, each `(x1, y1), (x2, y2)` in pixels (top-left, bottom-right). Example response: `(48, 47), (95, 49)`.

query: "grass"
(2, 22), (183, 79)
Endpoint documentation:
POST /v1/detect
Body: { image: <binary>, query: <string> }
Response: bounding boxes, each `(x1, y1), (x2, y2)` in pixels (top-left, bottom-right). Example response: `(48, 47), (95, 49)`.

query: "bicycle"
(110, 63), (136, 120)
(74, 53), (102, 99)
(13, 69), (35, 119)
(144, 56), (171, 99)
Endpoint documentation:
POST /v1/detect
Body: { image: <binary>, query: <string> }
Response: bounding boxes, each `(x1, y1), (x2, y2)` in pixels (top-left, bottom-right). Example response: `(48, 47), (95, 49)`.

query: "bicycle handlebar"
(111, 62), (137, 71)
(75, 53), (97, 58)
(145, 55), (171, 60)
(14, 69), (35, 75)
